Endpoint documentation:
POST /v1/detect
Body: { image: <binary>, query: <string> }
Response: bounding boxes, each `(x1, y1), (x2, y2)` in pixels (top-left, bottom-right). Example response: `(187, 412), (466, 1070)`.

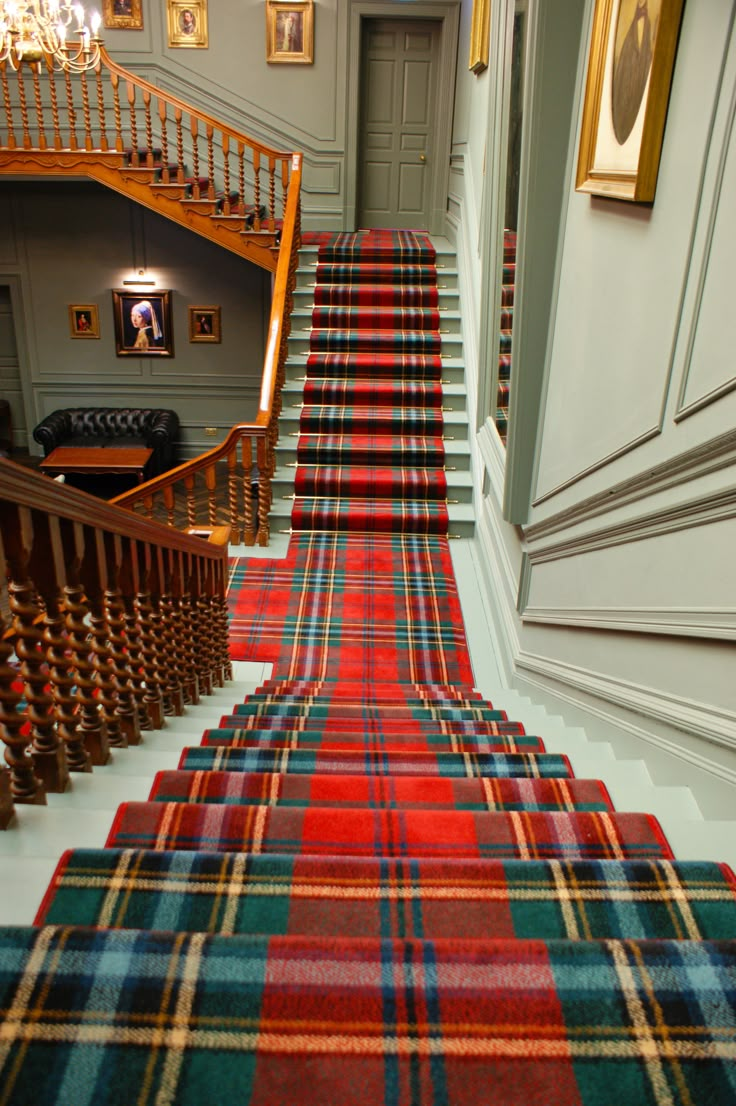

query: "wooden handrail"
(0, 458), (231, 828)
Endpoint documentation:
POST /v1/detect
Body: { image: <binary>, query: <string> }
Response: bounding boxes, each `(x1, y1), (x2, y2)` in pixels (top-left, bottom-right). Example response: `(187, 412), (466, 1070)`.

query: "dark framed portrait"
(576, 0), (686, 203)
(68, 304), (100, 339)
(266, 1), (314, 64)
(102, 0), (143, 30)
(188, 305), (221, 343)
(112, 290), (174, 357)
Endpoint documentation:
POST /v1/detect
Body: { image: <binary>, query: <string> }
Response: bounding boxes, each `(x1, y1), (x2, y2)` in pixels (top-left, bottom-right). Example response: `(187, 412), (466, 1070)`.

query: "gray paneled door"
(357, 19), (440, 230)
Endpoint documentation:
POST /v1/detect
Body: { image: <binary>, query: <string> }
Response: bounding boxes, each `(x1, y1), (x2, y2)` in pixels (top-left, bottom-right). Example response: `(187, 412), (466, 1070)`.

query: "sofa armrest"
(32, 410), (72, 456)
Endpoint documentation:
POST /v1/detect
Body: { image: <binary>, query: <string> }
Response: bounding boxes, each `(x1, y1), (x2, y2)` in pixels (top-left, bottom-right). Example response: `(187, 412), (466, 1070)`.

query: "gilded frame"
(576, 0), (685, 202)
(102, 0), (143, 30)
(266, 1), (314, 65)
(112, 290), (174, 357)
(188, 305), (221, 343)
(468, 0), (490, 73)
(68, 304), (100, 339)
(166, 0), (209, 48)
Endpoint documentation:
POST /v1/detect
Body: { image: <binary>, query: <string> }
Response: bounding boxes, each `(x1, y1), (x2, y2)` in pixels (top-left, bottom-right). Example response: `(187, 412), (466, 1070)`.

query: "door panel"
(357, 19), (440, 229)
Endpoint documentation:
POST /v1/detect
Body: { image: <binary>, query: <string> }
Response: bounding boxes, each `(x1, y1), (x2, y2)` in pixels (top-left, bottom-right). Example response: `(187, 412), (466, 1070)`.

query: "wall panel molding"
(521, 605), (736, 641)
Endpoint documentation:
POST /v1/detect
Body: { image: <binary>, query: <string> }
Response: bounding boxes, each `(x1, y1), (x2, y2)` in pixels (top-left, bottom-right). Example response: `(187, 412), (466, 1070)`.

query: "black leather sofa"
(33, 407), (180, 478)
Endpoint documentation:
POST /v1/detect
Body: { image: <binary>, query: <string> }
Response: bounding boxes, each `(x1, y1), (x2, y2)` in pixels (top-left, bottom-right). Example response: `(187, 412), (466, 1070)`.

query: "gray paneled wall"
(0, 181), (270, 456)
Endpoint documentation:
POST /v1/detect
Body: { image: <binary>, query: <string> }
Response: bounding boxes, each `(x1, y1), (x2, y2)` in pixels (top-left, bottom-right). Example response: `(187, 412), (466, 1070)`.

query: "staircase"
(1, 232), (735, 1102)
(271, 234), (475, 537)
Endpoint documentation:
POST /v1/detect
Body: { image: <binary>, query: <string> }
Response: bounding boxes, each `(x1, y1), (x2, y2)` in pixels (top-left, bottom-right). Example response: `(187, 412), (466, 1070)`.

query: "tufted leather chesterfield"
(33, 407), (179, 477)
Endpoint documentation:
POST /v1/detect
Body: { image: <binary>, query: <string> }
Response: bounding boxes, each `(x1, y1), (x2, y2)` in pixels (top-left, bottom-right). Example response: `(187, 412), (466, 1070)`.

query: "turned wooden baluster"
(203, 557), (225, 689)
(46, 58), (62, 150)
(127, 80), (138, 164)
(30, 63), (47, 151)
(191, 558), (213, 697)
(110, 70), (124, 152)
(147, 548), (174, 717)
(158, 100), (170, 182)
(94, 62), (108, 151)
(222, 133), (231, 213)
(61, 521), (109, 766)
(212, 555), (232, 683)
(237, 141), (245, 215)
(206, 463), (218, 525)
(163, 484), (176, 529)
(175, 107), (185, 183)
(185, 473), (197, 529)
(253, 149), (261, 228)
(178, 551), (199, 705)
(136, 547), (165, 728)
(80, 68), (93, 150)
(1, 63), (18, 149)
(23, 511), (73, 791)
(190, 116), (201, 196)
(120, 538), (153, 732)
(63, 69), (78, 150)
(268, 155), (276, 230)
(159, 547), (185, 716)
(143, 89), (153, 165)
(227, 446), (240, 543)
(16, 64), (32, 149)
(256, 436), (273, 547)
(104, 533), (140, 745)
(0, 604), (17, 827)
(241, 436), (255, 546)
(82, 528), (126, 749)
(0, 513), (46, 806)
(206, 123), (215, 200)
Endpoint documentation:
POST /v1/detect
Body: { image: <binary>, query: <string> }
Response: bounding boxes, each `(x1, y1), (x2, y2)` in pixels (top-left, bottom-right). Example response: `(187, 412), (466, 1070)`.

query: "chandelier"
(0, 1), (102, 73)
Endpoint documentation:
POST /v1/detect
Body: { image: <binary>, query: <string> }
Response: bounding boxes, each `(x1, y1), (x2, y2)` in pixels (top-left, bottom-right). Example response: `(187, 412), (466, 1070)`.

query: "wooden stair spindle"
(94, 61), (109, 151)
(61, 520), (109, 766)
(143, 89), (153, 166)
(120, 537), (154, 733)
(83, 527), (127, 749)
(159, 547), (185, 717)
(158, 99), (170, 183)
(46, 58), (63, 151)
(126, 79), (138, 165)
(176, 550), (199, 706)
(63, 68), (78, 150)
(135, 546), (166, 728)
(80, 67), (93, 150)
(30, 62), (48, 151)
(191, 557), (213, 698)
(253, 148), (261, 229)
(175, 106), (185, 183)
(16, 63), (32, 150)
(241, 436), (255, 547)
(110, 69), (124, 152)
(103, 533), (141, 745)
(1, 62), (18, 150)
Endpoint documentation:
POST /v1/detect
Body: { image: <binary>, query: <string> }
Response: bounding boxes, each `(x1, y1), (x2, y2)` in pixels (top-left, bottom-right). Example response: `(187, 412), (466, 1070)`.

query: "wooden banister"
(0, 459), (231, 829)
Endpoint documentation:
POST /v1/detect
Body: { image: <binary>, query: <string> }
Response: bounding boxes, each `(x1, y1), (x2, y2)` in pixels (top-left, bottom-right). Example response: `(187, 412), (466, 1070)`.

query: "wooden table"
(40, 446), (154, 484)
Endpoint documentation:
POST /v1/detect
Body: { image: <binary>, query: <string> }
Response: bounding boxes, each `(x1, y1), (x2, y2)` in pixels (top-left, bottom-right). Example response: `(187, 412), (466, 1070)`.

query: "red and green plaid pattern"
(4, 926), (735, 1106)
(296, 434), (446, 467)
(319, 229), (436, 263)
(312, 305), (441, 331)
(309, 328), (442, 354)
(306, 352), (443, 380)
(295, 467), (448, 501)
(313, 282), (439, 308)
(299, 405), (444, 434)
(177, 746), (574, 778)
(291, 498), (450, 535)
(38, 852), (736, 941)
(147, 770), (612, 812)
(315, 262), (439, 285)
(200, 730), (543, 756)
(302, 379), (443, 407)
(107, 803), (673, 860)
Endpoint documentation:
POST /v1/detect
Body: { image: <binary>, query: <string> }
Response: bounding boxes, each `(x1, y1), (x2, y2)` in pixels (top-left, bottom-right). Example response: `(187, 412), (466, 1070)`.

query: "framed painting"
(166, 0), (208, 48)
(112, 290), (174, 357)
(576, 0), (686, 203)
(102, 0), (143, 30)
(266, 1), (314, 65)
(68, 304), (100, 339)
(468, 0), (490, 74)
(188, 305), (221, 343)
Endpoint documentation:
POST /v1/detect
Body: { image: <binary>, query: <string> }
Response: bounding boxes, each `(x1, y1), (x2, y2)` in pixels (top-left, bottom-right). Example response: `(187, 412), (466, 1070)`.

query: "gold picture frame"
(468, 0), (490, 74)
(69, 304), (100, 339)
(266, 1), (314, 65)
(102, 0), (143, 30)
(166, 0), (208, 48)
(112, 290), (174, 357)
(188, 305), (221, 343)
(576, 0), (685, 203)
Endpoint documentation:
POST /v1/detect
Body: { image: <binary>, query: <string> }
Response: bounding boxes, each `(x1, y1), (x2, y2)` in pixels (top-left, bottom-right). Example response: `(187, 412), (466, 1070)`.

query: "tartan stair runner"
(293, 230), (449, 534)
(1, 232), (735, 1104)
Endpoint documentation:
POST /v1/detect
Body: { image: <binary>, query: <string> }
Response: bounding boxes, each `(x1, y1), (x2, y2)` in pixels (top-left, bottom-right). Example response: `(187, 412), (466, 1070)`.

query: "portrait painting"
(266, 1), (314, 65)
(166, 0), (208, 48)
(112, 290), (173, 357)
(188, 305), (221, 343)
(69, 304), (100, 339)
(102, 0), (143, 31)
(576, 0), (685, 202)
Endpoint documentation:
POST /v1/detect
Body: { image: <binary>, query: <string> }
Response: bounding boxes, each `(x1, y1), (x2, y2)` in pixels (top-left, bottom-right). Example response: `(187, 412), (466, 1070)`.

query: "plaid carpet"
(295, 230), (449, 535)
(3, 230), (736, 1102)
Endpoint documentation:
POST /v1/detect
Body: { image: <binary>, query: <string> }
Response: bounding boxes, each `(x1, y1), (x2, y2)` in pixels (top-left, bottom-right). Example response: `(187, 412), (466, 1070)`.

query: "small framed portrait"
(112, 290), (174, 357)
(167, 0), (208, 48)
(102, 0), (143, 30)
(188, 305), (221, 343)
(576, 0), (686, 203)
(266, 1), (314, 65)
(69, 304), (100, 339)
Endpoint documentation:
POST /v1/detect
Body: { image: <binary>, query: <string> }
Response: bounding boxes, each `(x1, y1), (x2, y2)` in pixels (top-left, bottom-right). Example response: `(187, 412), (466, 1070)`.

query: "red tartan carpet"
(2, 231), (736, 1103)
